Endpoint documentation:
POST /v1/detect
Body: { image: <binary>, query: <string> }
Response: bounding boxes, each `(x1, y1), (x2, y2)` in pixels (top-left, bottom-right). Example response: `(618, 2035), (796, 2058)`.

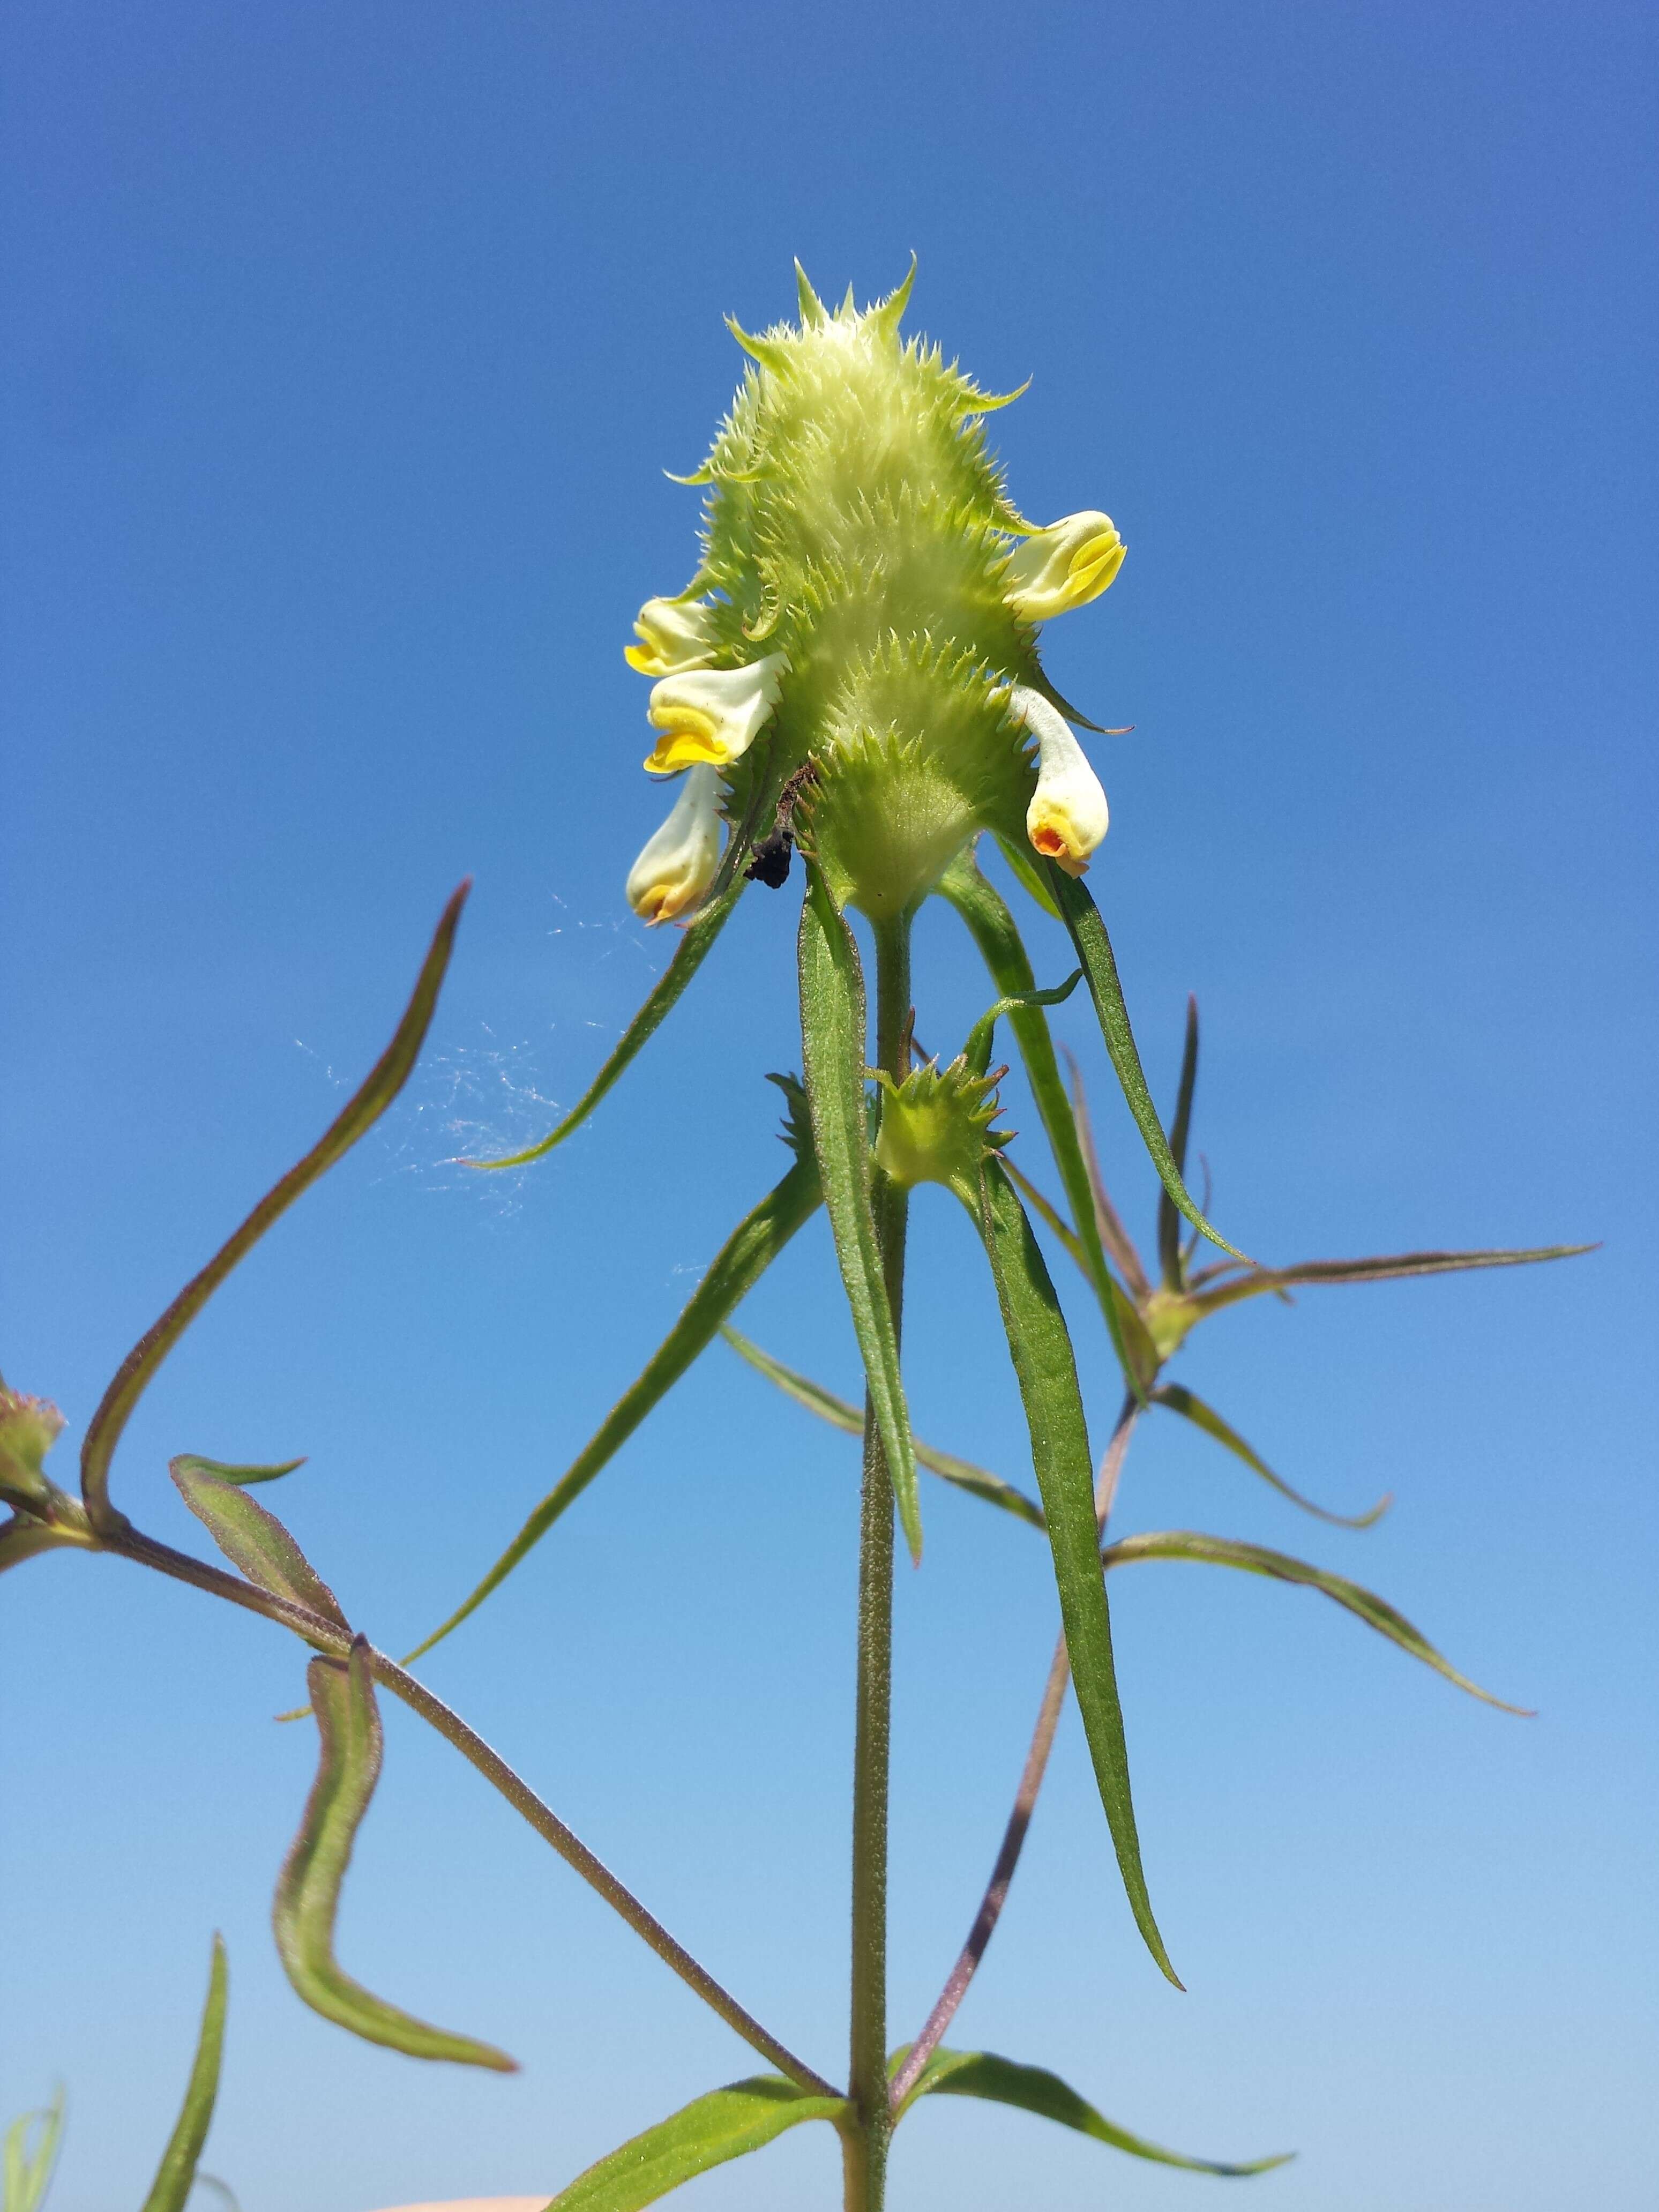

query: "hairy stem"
(842, 913), (912, 2212)
(100, 1527), (836, 2097)
(891, 1394), (1138, 2108)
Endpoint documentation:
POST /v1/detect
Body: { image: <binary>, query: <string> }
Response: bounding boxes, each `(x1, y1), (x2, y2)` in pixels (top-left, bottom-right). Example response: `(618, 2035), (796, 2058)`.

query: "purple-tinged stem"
(890, 1393), (1138, 2111)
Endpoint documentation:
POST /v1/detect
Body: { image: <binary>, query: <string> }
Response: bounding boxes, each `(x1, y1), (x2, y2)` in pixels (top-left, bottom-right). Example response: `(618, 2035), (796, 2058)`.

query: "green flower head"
(624, 261), (1125, 925)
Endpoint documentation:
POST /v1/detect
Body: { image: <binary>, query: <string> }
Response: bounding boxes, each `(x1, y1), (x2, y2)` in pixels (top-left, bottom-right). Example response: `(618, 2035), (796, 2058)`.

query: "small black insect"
(745, 832), (794, 888)
(743, 757), (821, 890)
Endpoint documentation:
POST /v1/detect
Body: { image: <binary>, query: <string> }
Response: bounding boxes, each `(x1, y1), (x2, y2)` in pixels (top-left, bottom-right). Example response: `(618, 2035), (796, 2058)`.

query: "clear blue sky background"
(3, 5), (1654, 2208)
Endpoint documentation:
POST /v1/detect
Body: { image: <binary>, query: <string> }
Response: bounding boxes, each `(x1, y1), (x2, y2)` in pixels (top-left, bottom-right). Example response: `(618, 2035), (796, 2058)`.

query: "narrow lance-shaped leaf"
(1156, 995), (1200, 1289)
(721, 1327), (1045, 1530)
(81, 883), (470, 1529)
(797, 869), (920, 1560)
(276, 1641), (518, 2071)
(961, 970), (1083, 1078)
(543, 2075), (848, 2212)
(1187, 1240), (1595, 1320)
(473, 880), (743, 1170)
(1044, 862), (1249, 1263)
(894, 2047), (1288, 2178)
(137, 1935), (229, 2212)
(168, 1454), (305, 1488)
(1102, 1530), (1530, 1712)
(937, 849), (1137, 1383)
(958, 1156), (1179, 1986)
(170, 1460), (348, 1638)
(402, 1081), (823, 1664)
(1065, 1053), (1153, 1301)
(1150, 1384), (1390, 1529)
(3, 2087), (64, 2212)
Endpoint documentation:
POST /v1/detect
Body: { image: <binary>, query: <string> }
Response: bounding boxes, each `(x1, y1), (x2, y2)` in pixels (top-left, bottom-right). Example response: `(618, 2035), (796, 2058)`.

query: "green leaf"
(937, 849), (1138, 1386)
(1044, 864), (1249, 1263)
(138, 1936), (229, 2212)
(1064, 1055), (1154, 1301)
(895, 2047), (1288, 2177)
(80, 883), (470, 1530)
(1102, 1530), (1529, 1711)
(543, 2075), (847, 2211)
(797, 870), (920, 1561)
(0, 1514), (75, 1576)
(1156, 996), (1200, 1290)
(401, 1083), (823, 1664)
(721, 1327), (1045, 1529)
(276, 1641), (518, 2071)
(961, 970), (1082, 1079)
(170, 1461), (348, 1637)
(473, 881), (743, 1170)
(1188, 1240), (1596, 1320)
(960, 1157), (1178, 1986)
(1150, 1384), (1389, 1529)
(3, 2087), (64, 2212)
(168, 1455), (305, 1488)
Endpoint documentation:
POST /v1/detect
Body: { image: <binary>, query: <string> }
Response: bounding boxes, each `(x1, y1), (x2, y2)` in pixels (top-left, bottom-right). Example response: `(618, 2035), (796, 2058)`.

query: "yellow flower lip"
(1010, 685), (1110, 876)
(625, 763), (723, 925)
(642, 655), (787, 778)
(624, 595), (722, 677)
(1004, 511), (1126, 623)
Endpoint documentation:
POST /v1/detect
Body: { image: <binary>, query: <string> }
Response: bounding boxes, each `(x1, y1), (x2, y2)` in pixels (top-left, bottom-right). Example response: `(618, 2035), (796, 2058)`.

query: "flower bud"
(644, 654), (788, 776)
(625, 764), (723, 925)
(1011, 686), (1109, 877)
(624, 596), (723, 677)
(0, 1385), (65, 1509)
(1003, 511), (1125, 622)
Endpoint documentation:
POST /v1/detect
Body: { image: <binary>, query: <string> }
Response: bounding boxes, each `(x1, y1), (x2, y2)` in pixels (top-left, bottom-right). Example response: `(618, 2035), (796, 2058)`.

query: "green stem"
(842, 913), (912, 2212)
(98, 1527), (837, 2097)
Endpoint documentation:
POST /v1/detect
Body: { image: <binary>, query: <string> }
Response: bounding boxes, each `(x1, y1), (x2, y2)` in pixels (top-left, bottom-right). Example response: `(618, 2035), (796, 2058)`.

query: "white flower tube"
(1004, 511), (1126, 623)
(644, 653), (787, 776)
(625, 764), (723, 925)
(624, 596), (723, 677)
(1010, 685), (1109, 878)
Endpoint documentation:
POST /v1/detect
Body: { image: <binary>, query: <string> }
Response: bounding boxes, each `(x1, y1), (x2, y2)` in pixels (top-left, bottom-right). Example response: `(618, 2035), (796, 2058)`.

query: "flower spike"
(644, 654), (788, 776)
(626, 764), (723, 925)
(625, 596), (722, 677)
(1011, 686), (1109, 877)
(1004, 511), (1127, 622)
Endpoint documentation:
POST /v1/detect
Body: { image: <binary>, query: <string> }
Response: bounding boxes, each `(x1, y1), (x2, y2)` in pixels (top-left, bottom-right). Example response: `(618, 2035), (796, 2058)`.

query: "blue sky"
(2, 3), (1654, 2208)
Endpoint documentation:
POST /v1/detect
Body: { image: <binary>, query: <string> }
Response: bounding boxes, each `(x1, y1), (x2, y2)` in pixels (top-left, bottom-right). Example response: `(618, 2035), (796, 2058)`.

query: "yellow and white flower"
(1010, 685), (1109, 877)
(644, 653), (788, 776)
(624, 596), (723, 677)
(1003, 512), (1125, 623)
(625, 764), (723, 925)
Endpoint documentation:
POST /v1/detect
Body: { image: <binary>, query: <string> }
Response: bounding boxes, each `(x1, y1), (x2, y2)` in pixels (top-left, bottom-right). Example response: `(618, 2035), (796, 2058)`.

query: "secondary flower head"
(1004, 512), (1126, 623)
(624, 596), (723, 678)
(1012, 685), (1109, 877)
(0, 1384), (65, 1510)
(625, 763), (723, 925)
(644, 654), (788, 777)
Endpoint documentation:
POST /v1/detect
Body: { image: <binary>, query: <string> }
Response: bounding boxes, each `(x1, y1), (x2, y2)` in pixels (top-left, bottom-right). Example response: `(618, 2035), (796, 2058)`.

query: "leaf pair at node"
(539, 2042), (1287, 2212)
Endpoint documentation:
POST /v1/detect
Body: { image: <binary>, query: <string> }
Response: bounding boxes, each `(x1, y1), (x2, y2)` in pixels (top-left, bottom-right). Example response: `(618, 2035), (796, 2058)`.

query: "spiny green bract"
(873, 1057), (1010, 1193)
(654, 263), (1083, 921)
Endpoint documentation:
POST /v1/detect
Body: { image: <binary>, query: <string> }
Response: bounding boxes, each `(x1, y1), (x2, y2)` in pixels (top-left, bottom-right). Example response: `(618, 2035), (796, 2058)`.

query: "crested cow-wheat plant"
(1, 264), (1586, 2212)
